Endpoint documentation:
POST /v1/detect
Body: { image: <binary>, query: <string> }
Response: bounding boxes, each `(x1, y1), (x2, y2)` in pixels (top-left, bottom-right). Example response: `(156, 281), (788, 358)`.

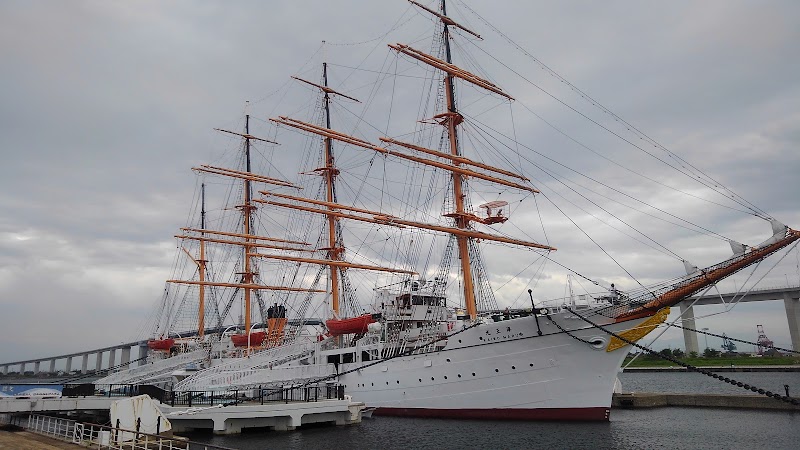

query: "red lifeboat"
(231, 331), (266, 347)
(326, 313), (378, 336)
(147, 338), (175, 351)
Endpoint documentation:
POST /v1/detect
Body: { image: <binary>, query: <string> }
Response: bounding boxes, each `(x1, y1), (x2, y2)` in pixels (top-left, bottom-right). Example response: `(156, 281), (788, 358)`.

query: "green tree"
(673, 348), (685, 358)
(688, 351), (699, 358)
(703, 348), (720, 358)
(659, 348), (674, 358)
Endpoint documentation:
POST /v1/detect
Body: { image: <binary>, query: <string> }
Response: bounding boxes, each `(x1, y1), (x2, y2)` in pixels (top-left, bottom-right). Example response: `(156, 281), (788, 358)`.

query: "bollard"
(785, 384), (790, 397)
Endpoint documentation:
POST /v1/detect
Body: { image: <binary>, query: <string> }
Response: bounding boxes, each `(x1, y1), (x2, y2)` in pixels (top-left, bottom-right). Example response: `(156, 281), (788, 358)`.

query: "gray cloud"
(1, 0), (798, 362)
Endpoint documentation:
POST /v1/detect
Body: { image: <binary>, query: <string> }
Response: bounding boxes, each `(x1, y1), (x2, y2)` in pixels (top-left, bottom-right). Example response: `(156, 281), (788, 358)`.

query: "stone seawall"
(612, 393), (800, 410)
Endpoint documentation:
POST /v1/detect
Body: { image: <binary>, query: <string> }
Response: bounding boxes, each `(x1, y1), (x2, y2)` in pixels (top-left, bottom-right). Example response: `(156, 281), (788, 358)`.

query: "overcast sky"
(1, 0), (799, 364)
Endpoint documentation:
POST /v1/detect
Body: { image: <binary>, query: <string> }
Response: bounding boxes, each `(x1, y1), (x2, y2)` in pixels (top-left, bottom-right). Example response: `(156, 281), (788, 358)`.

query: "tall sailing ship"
(98, 1), (799, 420)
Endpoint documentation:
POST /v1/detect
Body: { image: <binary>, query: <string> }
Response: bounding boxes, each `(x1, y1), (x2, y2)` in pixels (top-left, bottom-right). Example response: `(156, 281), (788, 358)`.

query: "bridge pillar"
(785, 292), (800, 352)
(108, 349), (116, 369)
(1, 365), (6, 375)
(81, 354), (89, 374)
(121, 347), (131, 366)
(20, 362), (26, 374)
(679, 303), (700, 354)
(95, 352), (103, 372)
(138, 344), (148, 366)
(49, 359), (55, 374)
(34, 361), (41, 374)
(65, 357), (73, 373)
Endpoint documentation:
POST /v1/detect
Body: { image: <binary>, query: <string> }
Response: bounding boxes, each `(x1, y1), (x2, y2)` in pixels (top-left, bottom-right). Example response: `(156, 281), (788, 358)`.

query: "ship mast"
(198, 183), (206, 337)
(322, 62), (341, 317)
(439, 0), (479, 319)
(242, 110), (255, 336)
(288, 60), (362, 318)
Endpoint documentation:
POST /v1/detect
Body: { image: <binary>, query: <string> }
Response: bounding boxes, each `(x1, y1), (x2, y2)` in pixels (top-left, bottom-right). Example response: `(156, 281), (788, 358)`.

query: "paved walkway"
(0, 429), (77, 449)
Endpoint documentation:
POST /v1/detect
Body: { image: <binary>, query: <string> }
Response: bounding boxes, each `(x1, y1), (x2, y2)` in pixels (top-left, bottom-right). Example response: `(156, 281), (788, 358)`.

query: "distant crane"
(721, 333), (737, 354)
(756, 324), (775, 355)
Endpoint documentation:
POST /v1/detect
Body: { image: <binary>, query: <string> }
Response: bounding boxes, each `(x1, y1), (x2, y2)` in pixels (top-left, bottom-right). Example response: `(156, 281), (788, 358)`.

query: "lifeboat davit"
(147, 338), (175, 351)
(231, 331), (266, 347)
(326, 313), (379, 336)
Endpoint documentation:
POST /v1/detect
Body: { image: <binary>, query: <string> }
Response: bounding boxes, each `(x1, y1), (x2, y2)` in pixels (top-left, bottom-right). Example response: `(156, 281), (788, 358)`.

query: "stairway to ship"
(94, 349), (207, 386)
(174, 340), (324, 391)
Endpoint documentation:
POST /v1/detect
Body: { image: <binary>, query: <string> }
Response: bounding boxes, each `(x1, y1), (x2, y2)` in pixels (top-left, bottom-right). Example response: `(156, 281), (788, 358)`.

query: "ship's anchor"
(527, 289), (543, 336)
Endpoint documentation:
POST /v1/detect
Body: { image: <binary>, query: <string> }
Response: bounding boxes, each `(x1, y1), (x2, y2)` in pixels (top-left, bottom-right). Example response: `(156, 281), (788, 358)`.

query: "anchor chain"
(558, 306), (800, 406)
(666, 323), (799, 355)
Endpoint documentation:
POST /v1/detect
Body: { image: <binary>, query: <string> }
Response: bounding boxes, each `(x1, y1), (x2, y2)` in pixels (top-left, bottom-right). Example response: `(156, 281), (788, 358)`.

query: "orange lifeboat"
(326, 313), (379, 336)
(147, 338), (175, 351)
(231, 331), (266, 347)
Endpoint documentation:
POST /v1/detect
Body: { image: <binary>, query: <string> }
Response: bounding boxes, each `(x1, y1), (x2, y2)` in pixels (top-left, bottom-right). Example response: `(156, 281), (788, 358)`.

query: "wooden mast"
(198, 183), (206, 337)
(242, 109), (255, 337)
(441, 0), (477, 319)
(322, 62), (341, 317)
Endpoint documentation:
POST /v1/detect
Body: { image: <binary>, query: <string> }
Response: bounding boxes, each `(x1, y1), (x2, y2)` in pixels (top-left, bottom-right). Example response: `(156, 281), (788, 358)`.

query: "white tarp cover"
(110, 394), (171, 442)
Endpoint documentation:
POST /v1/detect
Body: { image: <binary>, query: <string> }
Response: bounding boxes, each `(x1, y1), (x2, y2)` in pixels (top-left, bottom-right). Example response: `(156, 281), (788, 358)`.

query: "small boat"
(231, 331), (266, 347)
(361, 407), (377, 419)
(326, 314), (379, 336)
(146, 338), (175, 351)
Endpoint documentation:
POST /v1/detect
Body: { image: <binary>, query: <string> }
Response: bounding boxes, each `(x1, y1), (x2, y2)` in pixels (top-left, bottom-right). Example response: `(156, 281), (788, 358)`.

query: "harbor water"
(186, 372), (800, 450)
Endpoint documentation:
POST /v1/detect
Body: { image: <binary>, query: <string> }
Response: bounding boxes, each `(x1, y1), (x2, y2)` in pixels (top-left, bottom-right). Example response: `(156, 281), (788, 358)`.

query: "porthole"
(472, 372), (476, 376)
(431, 377), (435, 381)
(396, 380), (400, 384)
(529, 363), (534, 367)
(446, 358), (451, 362)
(495, 368), (499, 373)
(512, 366), (516, 370)
(444, 375), (448, 380)
(458, 374), (462, 378)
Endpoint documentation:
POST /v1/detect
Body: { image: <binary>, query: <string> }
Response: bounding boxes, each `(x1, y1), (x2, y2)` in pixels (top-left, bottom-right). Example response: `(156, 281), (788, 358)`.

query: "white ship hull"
(333, 312), (646, 421)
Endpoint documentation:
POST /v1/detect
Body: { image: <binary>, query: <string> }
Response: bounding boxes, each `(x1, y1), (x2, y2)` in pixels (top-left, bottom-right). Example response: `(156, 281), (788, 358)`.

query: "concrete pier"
(81, 354), (88, 374)
(95, 352), (102, 373)
(161, 399), (365, 434)
(108, 349), (115, 369)
(48, 360), (55, 374)
(64, 357), (72, 374)
(33, 362), (40, 375)
(120, 347), (130, 366)
(613, 392), (800, 411)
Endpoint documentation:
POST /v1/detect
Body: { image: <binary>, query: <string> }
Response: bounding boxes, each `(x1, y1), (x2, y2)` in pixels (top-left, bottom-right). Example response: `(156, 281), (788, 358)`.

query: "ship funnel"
(756, 219), (788, 248)
(729, 240), (747, 256)
(682, 260), (700, 275)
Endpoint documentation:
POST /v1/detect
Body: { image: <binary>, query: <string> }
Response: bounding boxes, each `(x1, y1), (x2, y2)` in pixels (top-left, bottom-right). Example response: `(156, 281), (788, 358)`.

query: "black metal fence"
(163, 384), (346, 407)
(59, 382), (346, 408)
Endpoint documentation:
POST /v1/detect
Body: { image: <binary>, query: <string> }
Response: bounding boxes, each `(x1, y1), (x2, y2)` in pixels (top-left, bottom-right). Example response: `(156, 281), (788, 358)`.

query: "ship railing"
(232, 364), (337, 389)
(21, 413), (232, 449)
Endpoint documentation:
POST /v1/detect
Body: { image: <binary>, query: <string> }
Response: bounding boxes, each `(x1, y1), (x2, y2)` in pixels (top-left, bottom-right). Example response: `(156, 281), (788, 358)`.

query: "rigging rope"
(559, 306), (799, 406)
